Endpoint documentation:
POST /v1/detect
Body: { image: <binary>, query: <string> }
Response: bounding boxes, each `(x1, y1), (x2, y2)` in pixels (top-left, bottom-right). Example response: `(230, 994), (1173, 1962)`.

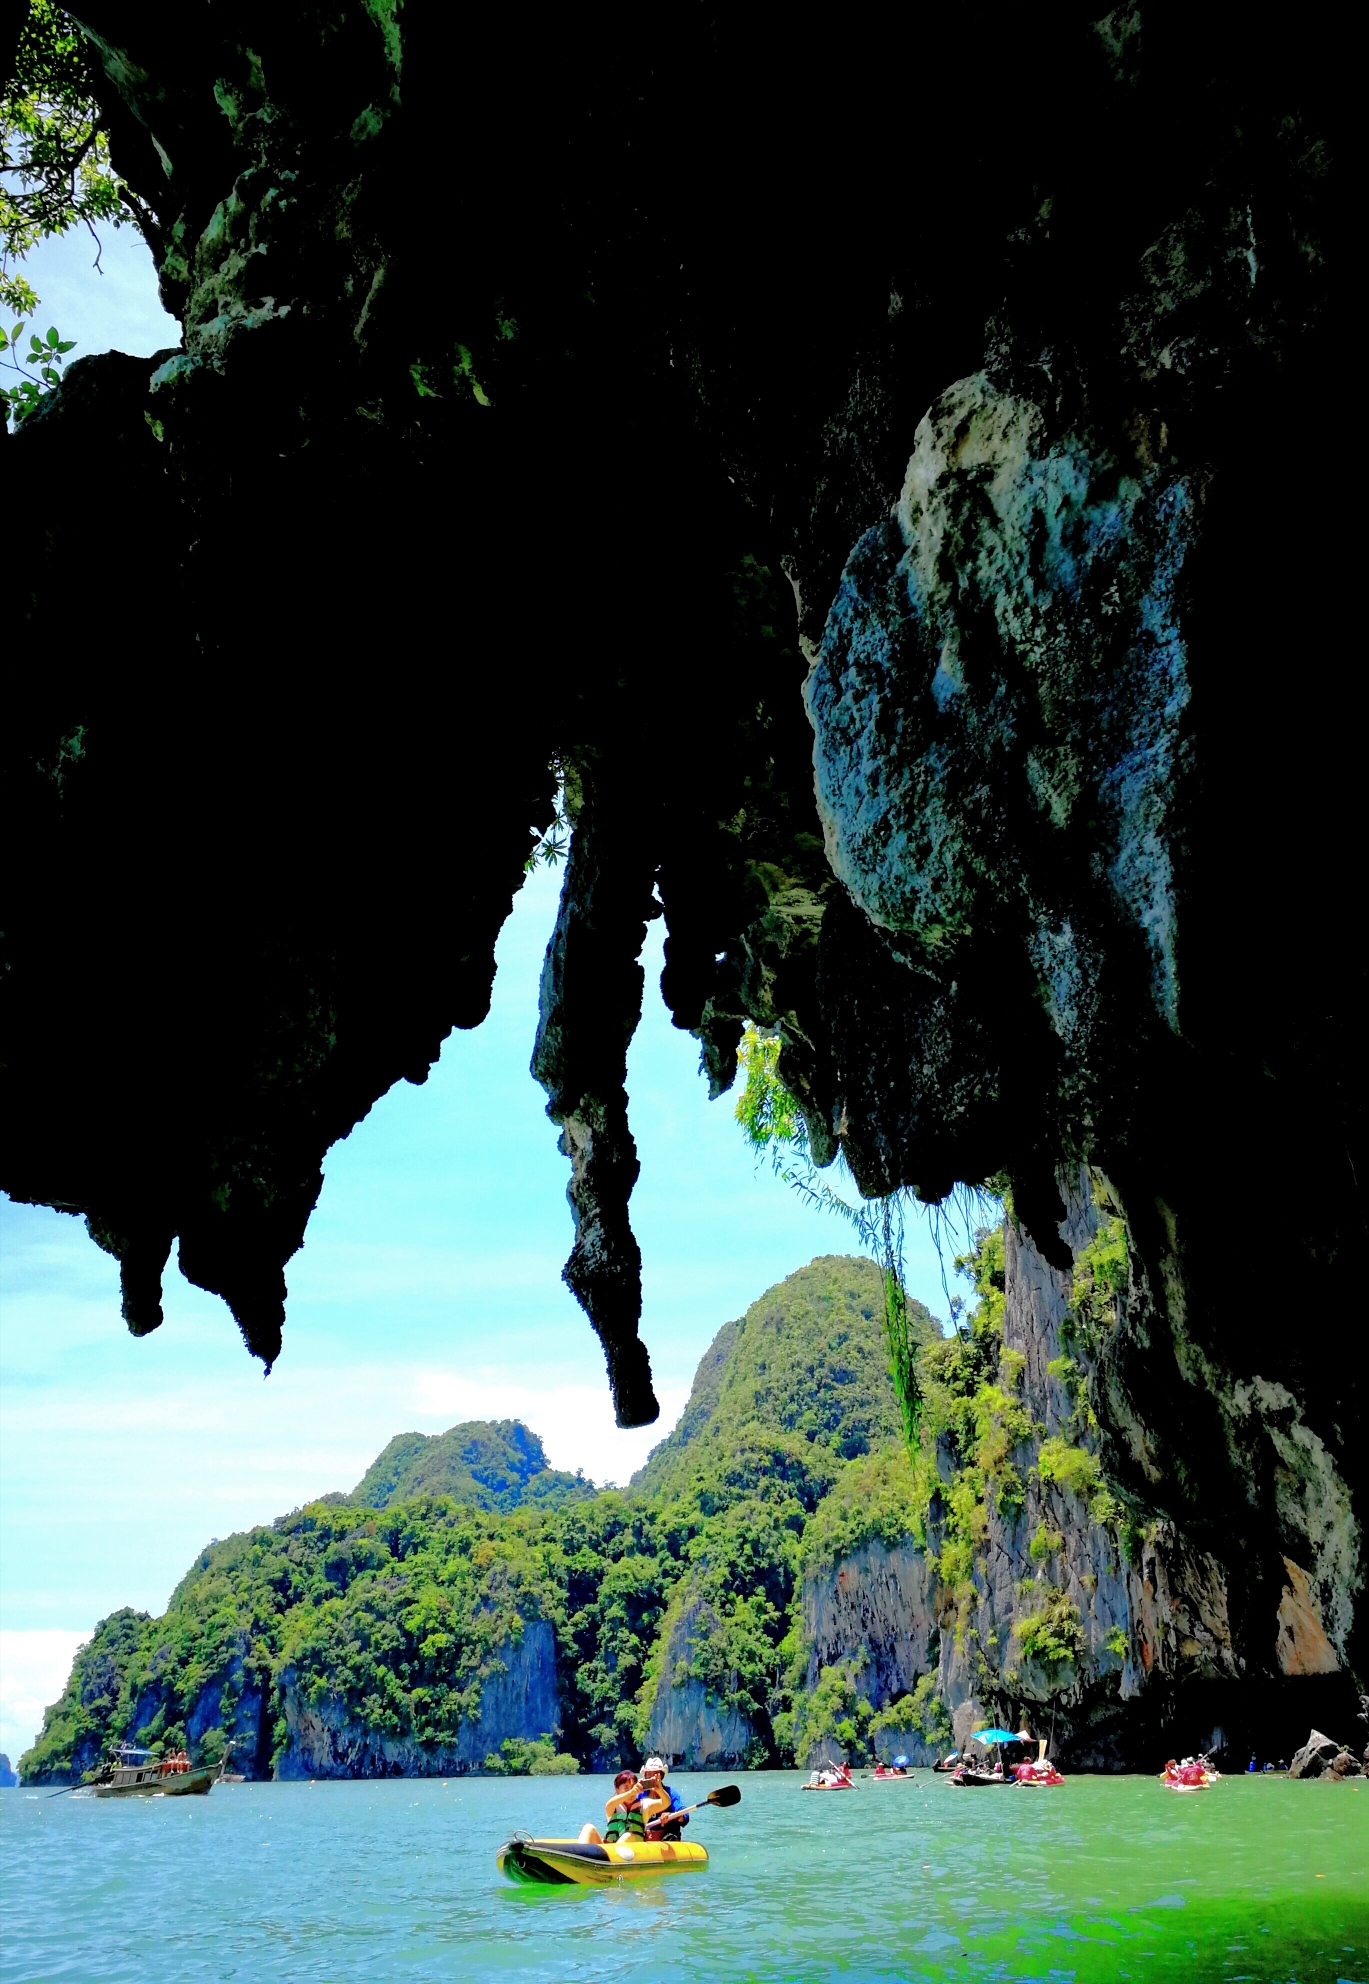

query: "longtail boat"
(86, 1742), (231, 1799)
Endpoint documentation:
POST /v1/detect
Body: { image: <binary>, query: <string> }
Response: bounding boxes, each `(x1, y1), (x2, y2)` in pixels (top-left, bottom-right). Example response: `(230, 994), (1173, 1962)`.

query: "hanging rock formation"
(2, 8), (1360, 1658)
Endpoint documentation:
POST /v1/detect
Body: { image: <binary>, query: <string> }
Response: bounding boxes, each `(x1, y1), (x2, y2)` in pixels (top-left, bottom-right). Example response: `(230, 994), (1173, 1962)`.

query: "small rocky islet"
(21, 1235), (1366, 1786)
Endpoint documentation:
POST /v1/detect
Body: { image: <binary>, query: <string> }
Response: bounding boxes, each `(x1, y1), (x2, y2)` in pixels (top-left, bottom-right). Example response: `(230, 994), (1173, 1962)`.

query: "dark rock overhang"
(3, 0), (1360, 1666)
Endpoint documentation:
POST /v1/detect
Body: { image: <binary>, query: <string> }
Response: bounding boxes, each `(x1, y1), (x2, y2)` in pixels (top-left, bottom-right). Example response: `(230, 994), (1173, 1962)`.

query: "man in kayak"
(578, 1767), (671, 1845)
(641, 1759), (691, 1841)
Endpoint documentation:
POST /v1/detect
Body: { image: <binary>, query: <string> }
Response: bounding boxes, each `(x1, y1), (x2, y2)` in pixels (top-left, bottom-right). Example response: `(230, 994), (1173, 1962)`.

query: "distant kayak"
(497, 1836), (708, 1884)
(1014, 1760), (1065, 1787)
(1161, 1758), (1220, 1791)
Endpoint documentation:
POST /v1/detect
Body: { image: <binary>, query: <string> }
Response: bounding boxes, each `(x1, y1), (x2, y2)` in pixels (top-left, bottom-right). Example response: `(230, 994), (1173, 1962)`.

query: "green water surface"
(2, 1769), (1365, 1982)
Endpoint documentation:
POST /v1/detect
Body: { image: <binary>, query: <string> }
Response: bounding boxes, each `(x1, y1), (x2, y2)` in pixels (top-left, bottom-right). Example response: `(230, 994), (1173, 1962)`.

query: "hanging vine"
(733, 1025), (995, 1452)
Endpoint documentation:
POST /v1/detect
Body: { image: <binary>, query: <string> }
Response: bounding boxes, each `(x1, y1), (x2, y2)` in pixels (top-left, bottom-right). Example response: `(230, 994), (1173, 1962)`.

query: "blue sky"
(0, 223), (967, 1762)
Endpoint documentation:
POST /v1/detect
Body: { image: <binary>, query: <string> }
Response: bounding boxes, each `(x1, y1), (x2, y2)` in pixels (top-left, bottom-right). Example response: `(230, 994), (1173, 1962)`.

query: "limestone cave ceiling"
(2, 0), (1360, 1615)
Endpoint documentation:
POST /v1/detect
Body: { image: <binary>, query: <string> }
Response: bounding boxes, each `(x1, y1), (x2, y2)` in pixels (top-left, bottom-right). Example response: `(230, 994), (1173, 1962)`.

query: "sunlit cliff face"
(5, 5), (1360, 1679)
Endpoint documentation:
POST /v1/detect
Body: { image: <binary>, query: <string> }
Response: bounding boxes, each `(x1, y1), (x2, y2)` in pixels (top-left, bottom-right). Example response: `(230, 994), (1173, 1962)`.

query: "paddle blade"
(707, 1784), (741, 1807)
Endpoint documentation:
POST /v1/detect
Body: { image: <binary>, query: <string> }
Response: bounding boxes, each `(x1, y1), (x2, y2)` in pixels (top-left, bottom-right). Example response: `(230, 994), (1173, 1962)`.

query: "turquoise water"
(3, 1771), (1366, 1982)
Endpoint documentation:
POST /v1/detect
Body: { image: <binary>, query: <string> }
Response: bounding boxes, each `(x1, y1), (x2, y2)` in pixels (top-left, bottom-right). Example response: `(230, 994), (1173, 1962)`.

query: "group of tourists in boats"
(498, 1725), (1227, 1888)
(935, 1727), (1066, 1786)
(803, 1759), (912, 1786)
(800, 1738), (1065, 1788)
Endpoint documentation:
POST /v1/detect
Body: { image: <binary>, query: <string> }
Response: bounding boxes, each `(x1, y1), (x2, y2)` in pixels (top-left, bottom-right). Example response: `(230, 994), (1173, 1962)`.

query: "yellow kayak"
(497, 1835), (709, 1885)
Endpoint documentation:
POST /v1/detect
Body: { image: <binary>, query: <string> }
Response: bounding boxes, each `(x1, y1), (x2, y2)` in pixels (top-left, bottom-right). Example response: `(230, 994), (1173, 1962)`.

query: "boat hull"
(90, 1768), (217, 1798)
(496, 1837), (708, 1885)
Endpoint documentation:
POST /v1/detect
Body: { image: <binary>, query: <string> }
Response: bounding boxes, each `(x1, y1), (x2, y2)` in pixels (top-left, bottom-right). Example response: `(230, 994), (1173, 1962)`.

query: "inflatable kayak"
(1161, 1759), (1219, 1791)
(1013, 1761), (1065, 1786)
(497, 1836), (709, 1885)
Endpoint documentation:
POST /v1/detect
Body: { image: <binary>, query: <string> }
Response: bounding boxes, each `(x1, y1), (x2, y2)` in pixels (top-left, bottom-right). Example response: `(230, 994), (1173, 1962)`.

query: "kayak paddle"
(671, 1784), (741, 1818)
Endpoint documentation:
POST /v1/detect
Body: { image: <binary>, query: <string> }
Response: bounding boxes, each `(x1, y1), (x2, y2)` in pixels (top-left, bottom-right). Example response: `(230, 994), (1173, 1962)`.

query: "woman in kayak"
(578, 1767), (671, 1844)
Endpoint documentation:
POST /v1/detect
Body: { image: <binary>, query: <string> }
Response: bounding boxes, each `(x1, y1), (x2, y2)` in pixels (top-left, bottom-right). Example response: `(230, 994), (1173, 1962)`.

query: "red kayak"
(1014, 1759), (1065, 1786)
(802, 1764), (856, 1790)
(1162, 1757), (1219, 1791)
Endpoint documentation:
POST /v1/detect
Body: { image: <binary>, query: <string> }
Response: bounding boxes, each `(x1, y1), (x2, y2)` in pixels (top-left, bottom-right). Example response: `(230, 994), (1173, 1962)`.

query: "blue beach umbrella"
(972, 1728), (1018, 1745)
(892, 1756), (909, 1767)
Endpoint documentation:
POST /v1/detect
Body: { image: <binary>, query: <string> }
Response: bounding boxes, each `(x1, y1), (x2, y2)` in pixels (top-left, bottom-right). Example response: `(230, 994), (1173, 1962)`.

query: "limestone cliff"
(275, 1622), (560, 1780)
(642, 1598), (760, 1770)
(788, 1191), (1363, 1769)
(802, 1540), (934, 1723)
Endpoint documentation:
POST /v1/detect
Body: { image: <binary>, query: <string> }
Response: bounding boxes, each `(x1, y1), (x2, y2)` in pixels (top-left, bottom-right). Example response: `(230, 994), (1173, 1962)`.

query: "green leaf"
(46, 326), (59, 345)
(29, 333), (43, 350)
(11, 325), (24, 343)
(55, 340), (75, 353)
(0, 332), (9, 352)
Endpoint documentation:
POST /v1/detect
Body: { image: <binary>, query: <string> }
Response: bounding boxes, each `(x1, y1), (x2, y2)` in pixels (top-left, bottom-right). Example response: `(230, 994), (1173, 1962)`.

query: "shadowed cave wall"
(3, 3), (1362, 1700)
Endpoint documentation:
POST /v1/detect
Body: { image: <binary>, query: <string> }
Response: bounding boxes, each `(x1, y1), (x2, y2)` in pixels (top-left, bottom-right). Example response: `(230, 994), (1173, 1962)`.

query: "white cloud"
(0, 1630), (90, 1769)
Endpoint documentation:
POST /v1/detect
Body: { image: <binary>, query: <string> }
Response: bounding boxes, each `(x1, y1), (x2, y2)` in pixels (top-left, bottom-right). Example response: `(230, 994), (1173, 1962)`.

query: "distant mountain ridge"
(351, 1419), (594, 1513)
